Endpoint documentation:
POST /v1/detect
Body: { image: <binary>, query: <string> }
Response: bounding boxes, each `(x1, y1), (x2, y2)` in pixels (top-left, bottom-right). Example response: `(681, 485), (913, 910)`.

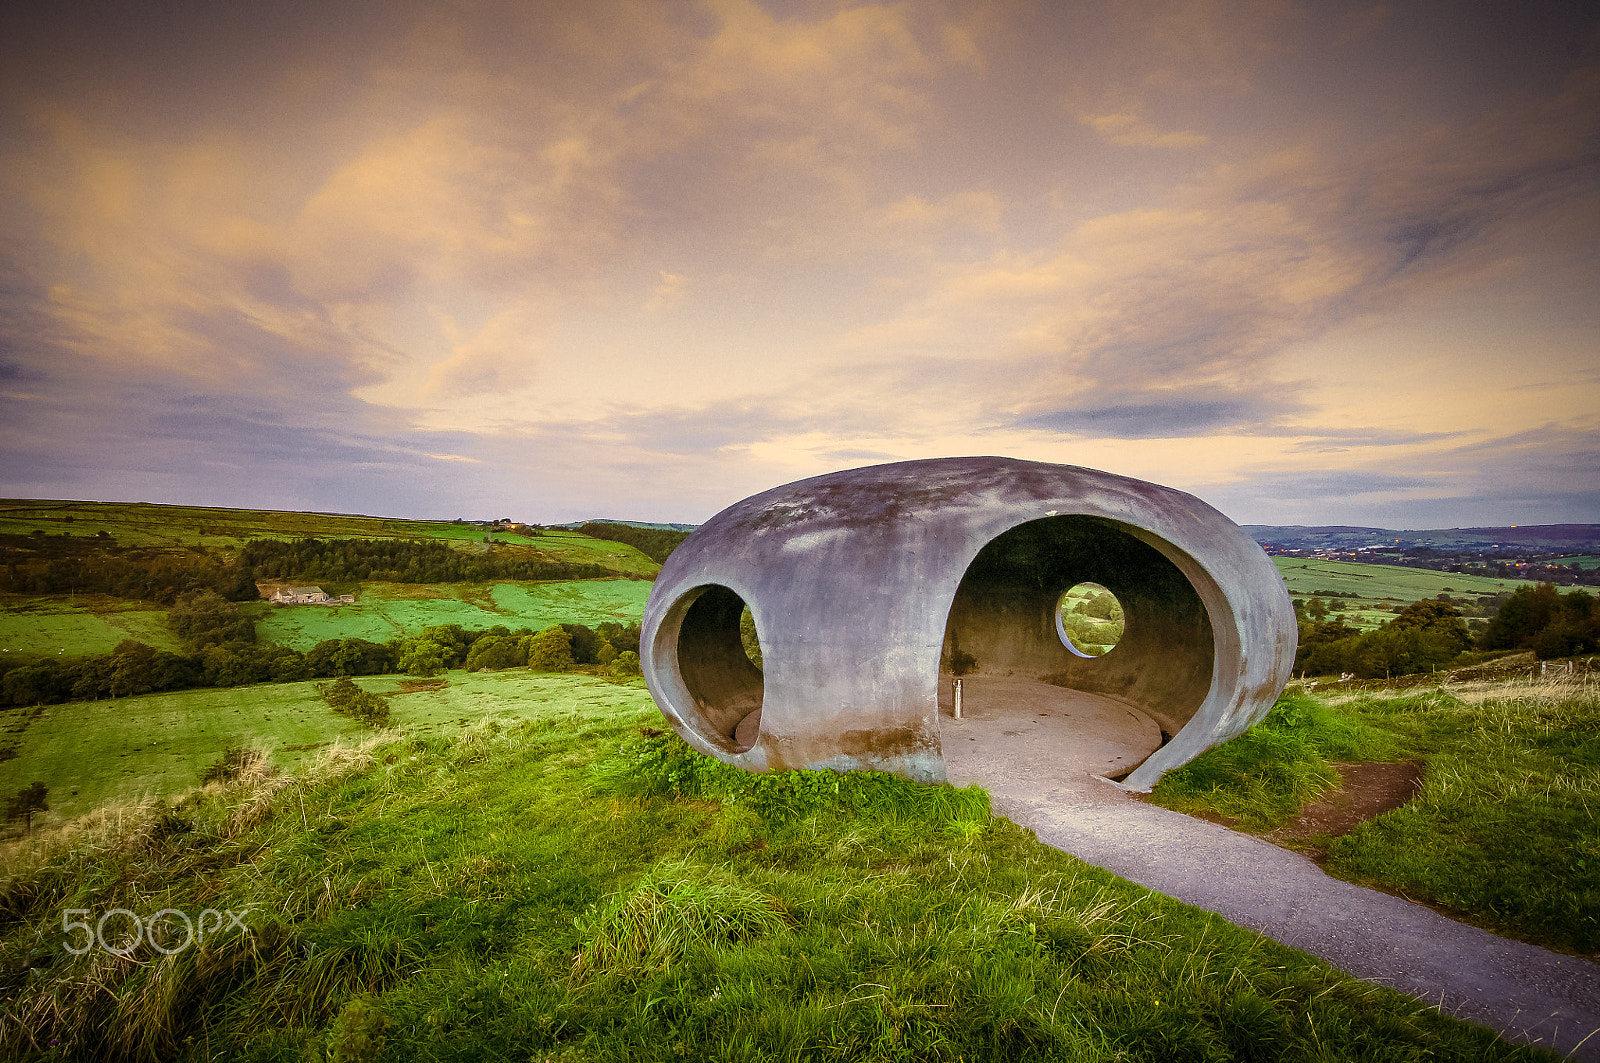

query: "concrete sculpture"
(641, 456), (1297, 791)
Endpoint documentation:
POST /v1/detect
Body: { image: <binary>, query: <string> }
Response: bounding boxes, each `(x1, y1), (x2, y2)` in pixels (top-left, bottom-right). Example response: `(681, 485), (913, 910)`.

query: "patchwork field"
(0, 499), (661, 576)
(254, 579), (653, 649)
(0, 670), (653, 822)
(1273, 557), (1534, 630)
(0, 596), (182, 656)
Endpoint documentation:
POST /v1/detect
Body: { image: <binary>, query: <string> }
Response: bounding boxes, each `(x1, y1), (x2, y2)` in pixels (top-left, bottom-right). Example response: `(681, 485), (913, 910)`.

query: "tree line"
(1, 532), (641, 606)
(0, 587), (645, 708)
(1295, 584), (1597, 678)
(239, 537), (627, 584)
(572, 523), (691, 564)
(1, 533), (257, 603)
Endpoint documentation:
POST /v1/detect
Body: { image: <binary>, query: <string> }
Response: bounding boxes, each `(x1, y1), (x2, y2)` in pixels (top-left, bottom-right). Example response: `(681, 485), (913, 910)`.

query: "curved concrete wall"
(641, 456), (1297, 790)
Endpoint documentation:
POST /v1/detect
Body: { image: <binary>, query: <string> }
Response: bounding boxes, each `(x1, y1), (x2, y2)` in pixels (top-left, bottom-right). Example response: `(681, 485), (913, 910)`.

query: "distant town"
(1246, 524), (1600, 588)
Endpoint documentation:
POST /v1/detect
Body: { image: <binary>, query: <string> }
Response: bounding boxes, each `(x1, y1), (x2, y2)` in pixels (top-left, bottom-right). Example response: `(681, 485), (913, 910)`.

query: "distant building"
(269, 586), (352, 605)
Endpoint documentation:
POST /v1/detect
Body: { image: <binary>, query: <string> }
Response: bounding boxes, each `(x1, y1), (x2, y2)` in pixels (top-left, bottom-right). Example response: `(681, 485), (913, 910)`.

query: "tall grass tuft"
(574, 857), (790, 979)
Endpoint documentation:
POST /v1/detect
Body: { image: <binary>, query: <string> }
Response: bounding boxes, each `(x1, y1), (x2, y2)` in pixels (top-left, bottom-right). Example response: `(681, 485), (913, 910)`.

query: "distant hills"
(562, 519), (700, 532)
(1243, 525), (1600, 552)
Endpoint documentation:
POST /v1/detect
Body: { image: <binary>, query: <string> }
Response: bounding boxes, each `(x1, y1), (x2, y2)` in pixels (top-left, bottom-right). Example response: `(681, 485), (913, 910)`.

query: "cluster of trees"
(320, 676), (391, 728)
(0, 616), (647, 708)
(573, 523), (691, 564)
(1295, 599), (1474, 678)
(1478, 584), (1599, 659)
(1295, 584), (1599, 679)
(392, 621), (642, 678)
(1, 617), (649, 710)
(0, 534), (257, 602)
(241, 537), (624, 584)
(1057, 591), (1124, 655)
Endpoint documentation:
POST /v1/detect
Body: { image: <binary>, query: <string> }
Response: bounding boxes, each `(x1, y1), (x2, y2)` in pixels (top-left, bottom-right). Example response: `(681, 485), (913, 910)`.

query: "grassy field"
(1273, 557), (1534, 631)
(0, 579), (651, 659)
(0, 596), (181, 657)
(0, 499), (662, 576)
(0, 691), (1543, 1061)
(0, 671), (653, 822)
(255, 579), (654, 650)
(1150, 671), (1600, 956)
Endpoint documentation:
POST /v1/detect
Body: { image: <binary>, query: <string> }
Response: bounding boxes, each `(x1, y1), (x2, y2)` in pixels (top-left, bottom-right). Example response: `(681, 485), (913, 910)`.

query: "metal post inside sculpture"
(641, 456), (1296, 792)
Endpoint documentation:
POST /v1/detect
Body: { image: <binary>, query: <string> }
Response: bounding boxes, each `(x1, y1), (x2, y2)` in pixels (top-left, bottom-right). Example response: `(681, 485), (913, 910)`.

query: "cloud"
(1078, 110), (1208, 148)
(0, 1), (1594, 526)
(644, 271), (687, 312)
(1016, 387), (1295, 439)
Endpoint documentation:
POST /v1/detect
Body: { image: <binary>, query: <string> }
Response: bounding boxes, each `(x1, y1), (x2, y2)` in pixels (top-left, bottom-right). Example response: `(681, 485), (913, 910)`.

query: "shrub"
(527, 626), (576, 672)
(320, 676), (392, 728)
(610, 650), (641, 677)
(167, 589), (256, 649)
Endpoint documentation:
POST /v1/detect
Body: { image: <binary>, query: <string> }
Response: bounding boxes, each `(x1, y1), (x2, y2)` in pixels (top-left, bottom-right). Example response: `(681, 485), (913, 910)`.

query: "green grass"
(0, 499), (663, 576)
(254, 579), (653, 650)
(1149, 693), (1400, 831)
(0, 706), (1545, 1061)
(1150, 676), (1600, 955)
(0, 577), (652, 659)
(0, 670), (653, 822)
(1273, 557), (1536, 631)
(0, 596), (180, 657)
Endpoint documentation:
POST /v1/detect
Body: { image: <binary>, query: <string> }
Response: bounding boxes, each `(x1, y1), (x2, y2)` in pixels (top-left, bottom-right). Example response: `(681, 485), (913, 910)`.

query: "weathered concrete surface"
(937, 697), (1600, 1061)
(936, 675), (1163, 781)
(643, 457), (1297, 789)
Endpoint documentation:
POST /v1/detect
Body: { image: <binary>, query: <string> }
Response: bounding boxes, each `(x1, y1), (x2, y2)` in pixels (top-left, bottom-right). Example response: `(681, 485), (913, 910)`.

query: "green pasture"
(0, 670), (653, 823)
(1560, 554), (1600, 570)
(0, 597), (180, 656)
(0, 499), (412, 552)
(254, 579), (652, 649)
(1273, 557), (1533, 630)
(0, 500), (663, 576)
(0, 682), (365, 820)
(526, 528), (661, 576)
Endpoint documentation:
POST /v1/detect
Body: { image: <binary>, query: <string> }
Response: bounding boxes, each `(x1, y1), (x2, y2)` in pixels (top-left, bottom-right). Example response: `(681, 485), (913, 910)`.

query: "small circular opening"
(739, 604), (763, 670)
(1056, 582), (1124, 657)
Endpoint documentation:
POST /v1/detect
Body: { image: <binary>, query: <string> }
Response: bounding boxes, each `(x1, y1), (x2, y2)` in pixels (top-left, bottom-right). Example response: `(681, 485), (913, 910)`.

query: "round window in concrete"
(1056, 582), (1125, 657)
(665, 584), (765, 753)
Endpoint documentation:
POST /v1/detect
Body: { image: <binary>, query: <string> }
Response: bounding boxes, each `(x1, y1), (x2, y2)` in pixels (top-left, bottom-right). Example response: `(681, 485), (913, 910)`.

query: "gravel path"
(939, 677), (1600, 1060)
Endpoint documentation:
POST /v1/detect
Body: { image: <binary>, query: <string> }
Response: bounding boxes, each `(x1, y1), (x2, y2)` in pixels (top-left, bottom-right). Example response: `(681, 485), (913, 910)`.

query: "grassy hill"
(0, 500), (664, 663)
(0, 681), (1546, 1061)
(253, 580), (653, 651)
(0, 671), (653, 821)
(1273, 557), (1534, 631)
(0, 499), (662, 578)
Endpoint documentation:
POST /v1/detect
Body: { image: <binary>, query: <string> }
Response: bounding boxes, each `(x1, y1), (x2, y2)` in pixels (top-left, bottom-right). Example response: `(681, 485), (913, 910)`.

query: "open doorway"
(938, 515), (1215, 785)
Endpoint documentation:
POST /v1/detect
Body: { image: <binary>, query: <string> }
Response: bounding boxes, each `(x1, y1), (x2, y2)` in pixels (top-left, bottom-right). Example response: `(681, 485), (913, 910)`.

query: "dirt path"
(939, 677), (1600, 1060)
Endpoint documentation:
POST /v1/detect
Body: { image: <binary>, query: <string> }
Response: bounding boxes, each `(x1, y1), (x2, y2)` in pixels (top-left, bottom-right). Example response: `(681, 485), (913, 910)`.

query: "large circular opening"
(672, 585), (764, 753)
(1056, 581), (1124, 657)
(939, 514), (1214, 760)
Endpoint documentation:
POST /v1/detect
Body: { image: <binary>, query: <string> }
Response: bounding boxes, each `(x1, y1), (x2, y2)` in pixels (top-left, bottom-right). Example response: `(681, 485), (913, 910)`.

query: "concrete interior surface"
(642, 456), (1297, 790)
(937, 676), (1164, 784)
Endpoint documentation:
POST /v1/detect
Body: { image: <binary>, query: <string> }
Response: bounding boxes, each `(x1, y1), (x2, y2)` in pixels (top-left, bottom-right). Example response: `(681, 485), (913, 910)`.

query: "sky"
(1, 0), (1596, 529)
